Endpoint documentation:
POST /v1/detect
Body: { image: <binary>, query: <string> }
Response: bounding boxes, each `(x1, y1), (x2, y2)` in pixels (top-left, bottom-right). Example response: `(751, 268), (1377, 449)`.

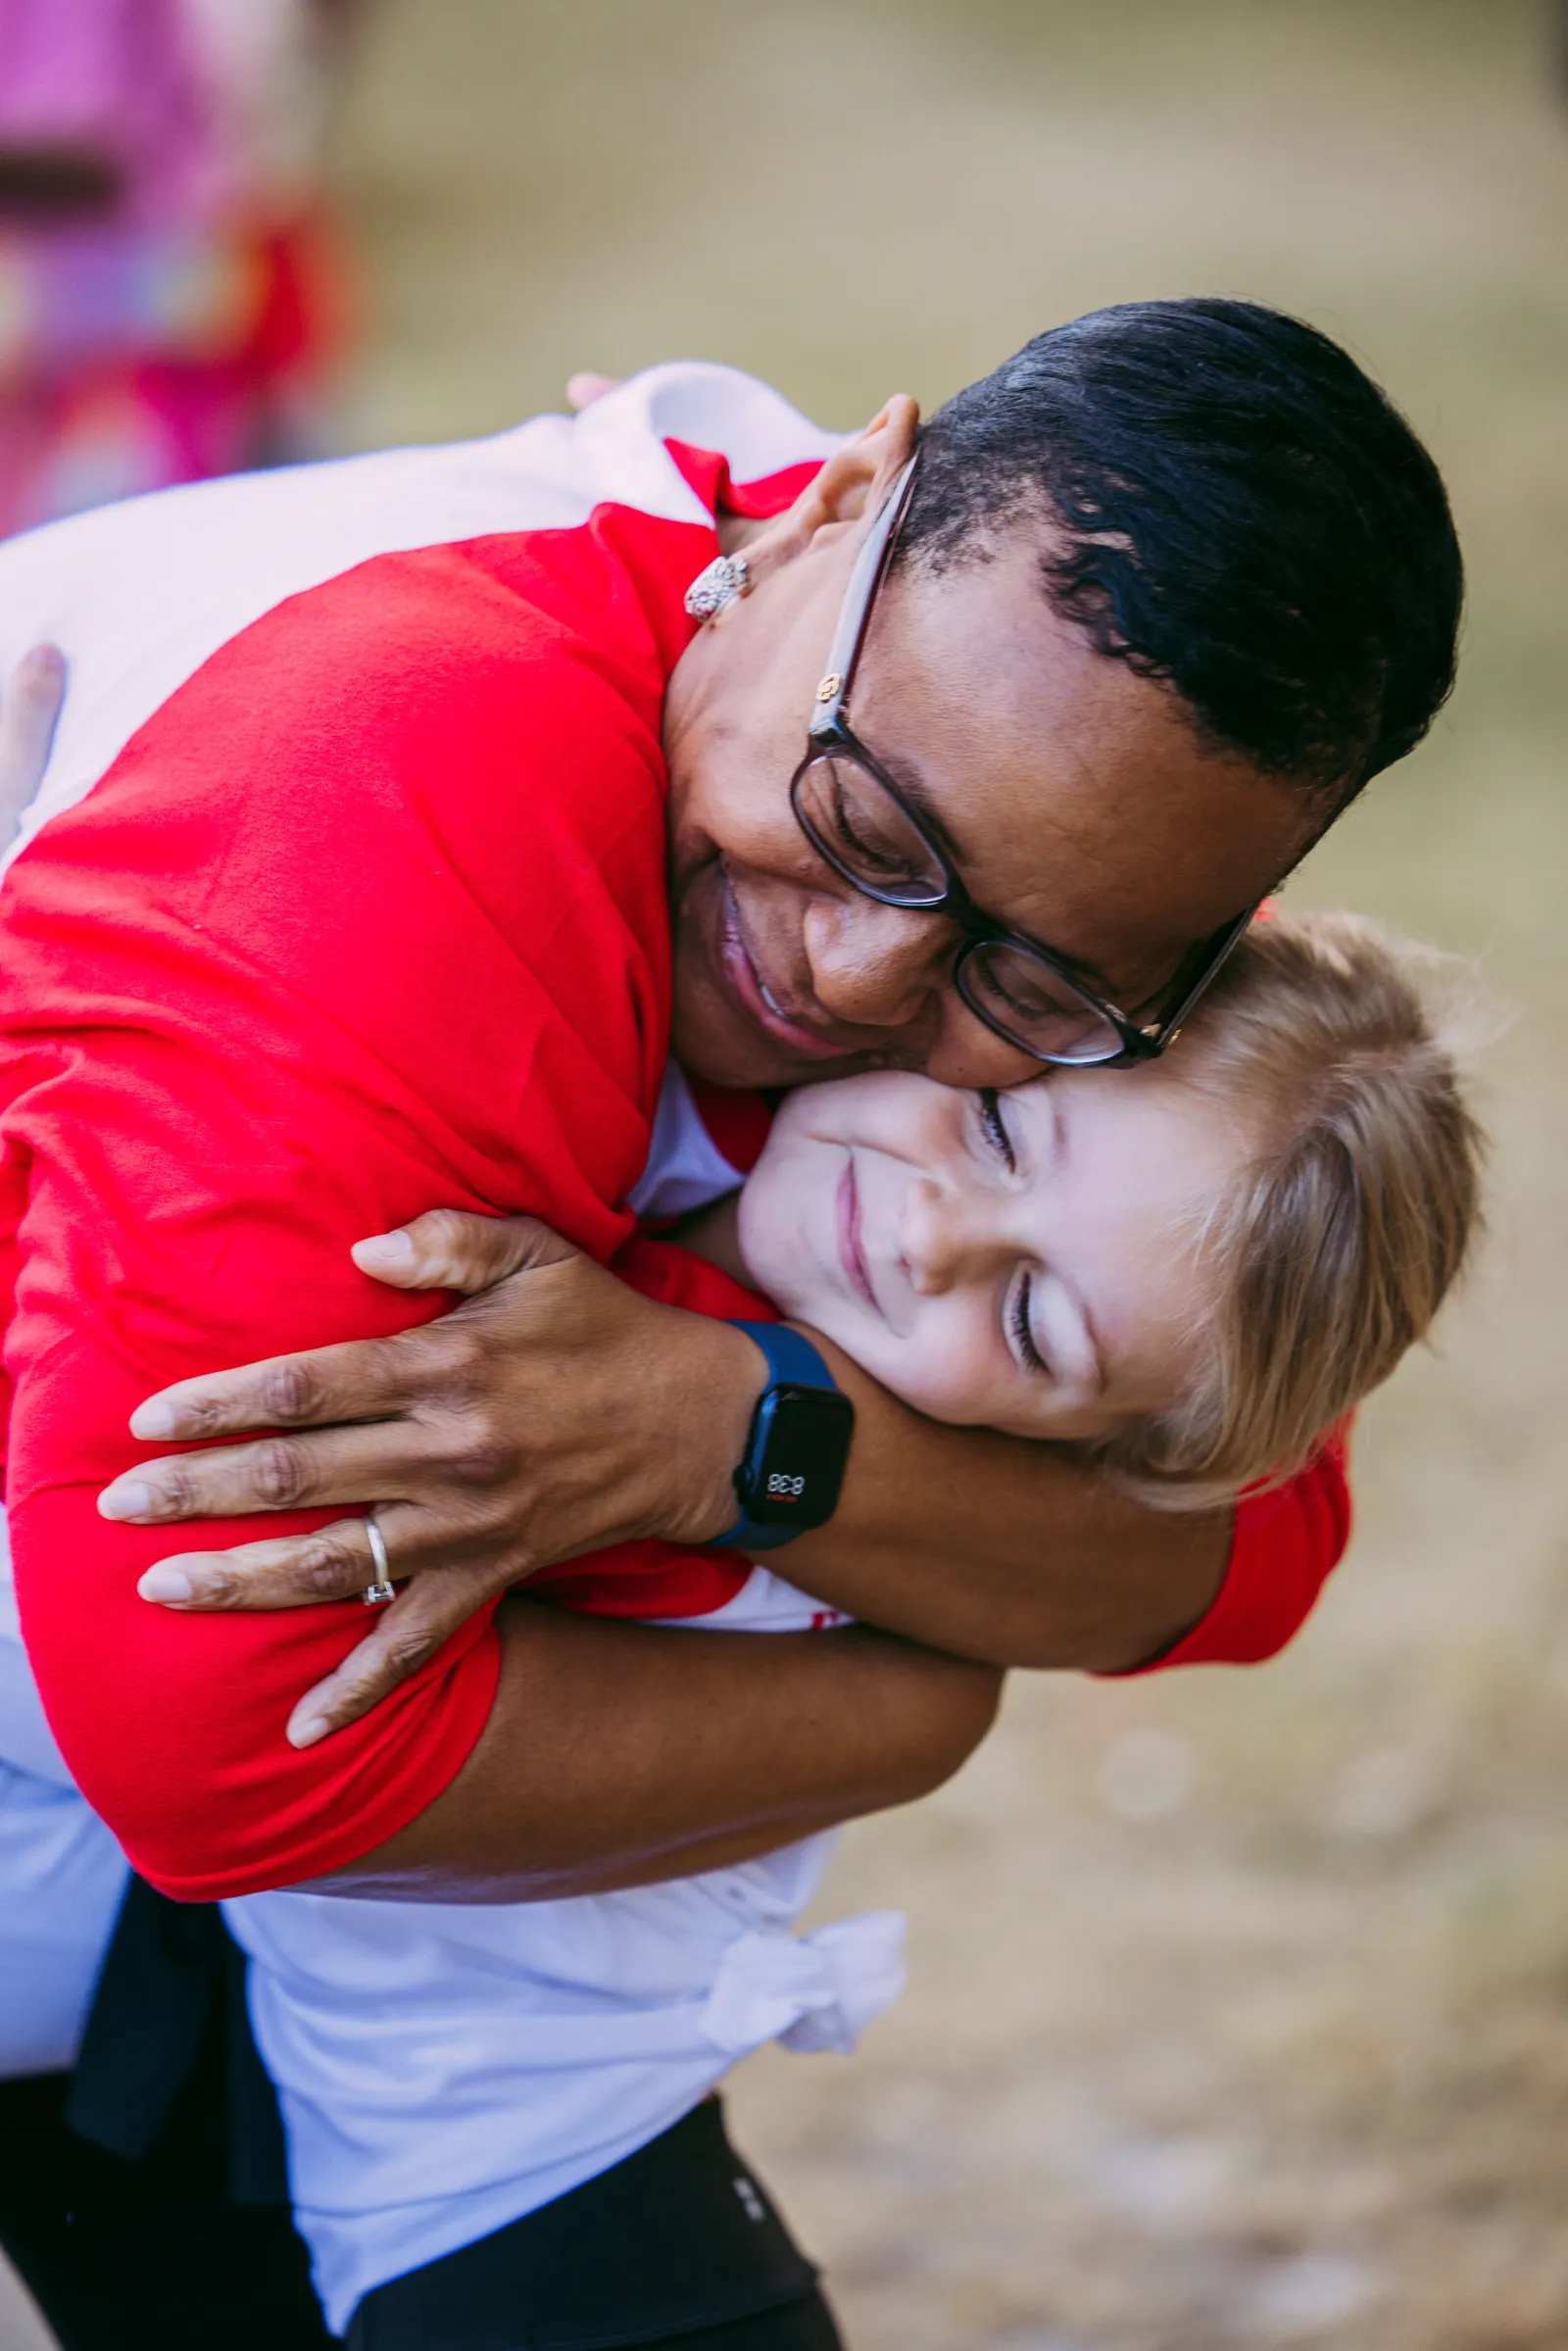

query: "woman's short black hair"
(899, 299), (1462, 804)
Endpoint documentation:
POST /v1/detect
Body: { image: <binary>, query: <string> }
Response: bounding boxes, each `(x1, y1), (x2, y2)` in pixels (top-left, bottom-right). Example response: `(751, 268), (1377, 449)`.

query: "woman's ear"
(729, 394), (920, 582)
(798, 395), (921, 536)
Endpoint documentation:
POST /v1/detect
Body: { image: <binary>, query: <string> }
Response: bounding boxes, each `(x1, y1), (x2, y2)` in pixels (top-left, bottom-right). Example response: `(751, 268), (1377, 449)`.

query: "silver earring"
(683, 552), (751, 622)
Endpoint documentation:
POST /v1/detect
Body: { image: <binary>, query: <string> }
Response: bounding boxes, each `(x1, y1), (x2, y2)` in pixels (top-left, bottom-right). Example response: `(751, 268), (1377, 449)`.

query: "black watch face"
(742, 1384), (855, 1530)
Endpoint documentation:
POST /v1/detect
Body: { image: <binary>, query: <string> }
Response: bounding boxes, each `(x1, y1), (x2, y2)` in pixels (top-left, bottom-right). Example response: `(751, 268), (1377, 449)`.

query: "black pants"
(0, 1880), (332, 2350)
(349, 2098), (844, 2351)
(0, 2069), (332, 2351)
(0, 2083), (841, 2351)
(1, 1885), (842, 2351)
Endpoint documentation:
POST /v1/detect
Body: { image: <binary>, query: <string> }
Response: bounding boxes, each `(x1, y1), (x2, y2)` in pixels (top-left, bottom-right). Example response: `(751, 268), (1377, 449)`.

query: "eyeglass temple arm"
(1144, 903), (1260, 1044)
(808, 456), (920, 745)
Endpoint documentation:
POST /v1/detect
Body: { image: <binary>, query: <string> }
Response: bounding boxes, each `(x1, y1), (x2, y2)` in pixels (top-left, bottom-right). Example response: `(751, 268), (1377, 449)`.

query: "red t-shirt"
(0, 462), (1349, 1903)
(0, 498), (713, 1896)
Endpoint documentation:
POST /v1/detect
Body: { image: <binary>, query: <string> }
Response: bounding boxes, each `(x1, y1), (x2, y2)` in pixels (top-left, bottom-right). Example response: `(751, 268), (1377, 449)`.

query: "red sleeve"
(1115, 1429), (1352, 1674)
(0, 509), (704, 1900)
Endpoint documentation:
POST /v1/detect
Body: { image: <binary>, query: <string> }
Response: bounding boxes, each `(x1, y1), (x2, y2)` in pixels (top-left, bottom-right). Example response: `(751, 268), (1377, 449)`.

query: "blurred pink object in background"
(0, 0), (353, 537)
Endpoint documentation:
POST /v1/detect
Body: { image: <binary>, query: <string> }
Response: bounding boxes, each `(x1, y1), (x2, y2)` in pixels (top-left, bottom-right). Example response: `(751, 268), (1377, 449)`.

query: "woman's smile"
(711, 866), (848, 1065)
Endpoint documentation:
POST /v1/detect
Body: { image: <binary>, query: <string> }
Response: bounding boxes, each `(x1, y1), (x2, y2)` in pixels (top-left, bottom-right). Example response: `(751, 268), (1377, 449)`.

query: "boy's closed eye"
(975, 1086), (1016, 1172)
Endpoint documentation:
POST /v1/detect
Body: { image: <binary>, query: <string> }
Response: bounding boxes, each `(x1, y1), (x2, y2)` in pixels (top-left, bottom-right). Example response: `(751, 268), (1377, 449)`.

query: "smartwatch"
(706, 1322), (856, 1550)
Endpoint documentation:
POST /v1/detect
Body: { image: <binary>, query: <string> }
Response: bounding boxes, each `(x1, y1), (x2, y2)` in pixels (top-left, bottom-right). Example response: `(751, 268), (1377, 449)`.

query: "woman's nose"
(803, 894), (954, 1040)
(803, 895), (1047, 1085)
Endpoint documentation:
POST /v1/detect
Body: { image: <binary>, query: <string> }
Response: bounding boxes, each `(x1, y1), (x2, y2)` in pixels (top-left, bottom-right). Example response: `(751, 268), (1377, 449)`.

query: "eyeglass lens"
(793, 752), (948, 906)
(956, 940), (1122, 1063)
(793, 751), (1124, 1064)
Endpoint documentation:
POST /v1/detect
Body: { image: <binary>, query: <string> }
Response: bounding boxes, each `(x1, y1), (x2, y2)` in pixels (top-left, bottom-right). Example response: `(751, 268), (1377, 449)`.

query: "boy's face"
(737, 1062), (1253, 1444)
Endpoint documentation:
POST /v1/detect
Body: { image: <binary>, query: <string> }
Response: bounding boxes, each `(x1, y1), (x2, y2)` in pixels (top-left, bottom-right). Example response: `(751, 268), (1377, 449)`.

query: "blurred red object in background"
(0, 0), (357, 537)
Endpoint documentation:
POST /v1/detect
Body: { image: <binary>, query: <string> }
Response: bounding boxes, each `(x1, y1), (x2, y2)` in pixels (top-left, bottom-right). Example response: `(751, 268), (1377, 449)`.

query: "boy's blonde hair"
(1098, 906), (1485, 1507)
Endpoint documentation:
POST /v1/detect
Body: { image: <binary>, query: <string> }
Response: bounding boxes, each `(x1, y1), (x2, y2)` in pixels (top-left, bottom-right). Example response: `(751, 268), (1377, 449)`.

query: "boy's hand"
(0, 644), (66, 841)
(565, 372), (619, 410)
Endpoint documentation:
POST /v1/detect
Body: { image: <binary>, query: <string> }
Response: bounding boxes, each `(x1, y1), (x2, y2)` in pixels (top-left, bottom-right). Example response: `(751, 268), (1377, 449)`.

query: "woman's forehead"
(858, 546), (1308, 994)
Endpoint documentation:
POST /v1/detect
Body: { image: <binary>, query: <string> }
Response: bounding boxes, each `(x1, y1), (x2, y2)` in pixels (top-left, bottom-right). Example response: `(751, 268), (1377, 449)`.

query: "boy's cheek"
(867, 1325), (1003, 1429)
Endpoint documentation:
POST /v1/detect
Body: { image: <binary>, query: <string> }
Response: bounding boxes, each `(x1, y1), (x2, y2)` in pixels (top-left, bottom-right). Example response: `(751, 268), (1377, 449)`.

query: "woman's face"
(736, 1064), (1253, 1443)
(662, 412), (1314, 1095)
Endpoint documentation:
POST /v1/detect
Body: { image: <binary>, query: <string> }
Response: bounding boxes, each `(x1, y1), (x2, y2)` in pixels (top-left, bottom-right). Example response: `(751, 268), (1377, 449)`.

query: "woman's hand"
(108, 1212), (767, 1745)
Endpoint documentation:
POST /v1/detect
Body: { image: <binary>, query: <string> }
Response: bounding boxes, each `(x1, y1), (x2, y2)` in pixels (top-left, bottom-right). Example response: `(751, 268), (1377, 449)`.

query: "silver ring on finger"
(362, 1515), (396, 1606)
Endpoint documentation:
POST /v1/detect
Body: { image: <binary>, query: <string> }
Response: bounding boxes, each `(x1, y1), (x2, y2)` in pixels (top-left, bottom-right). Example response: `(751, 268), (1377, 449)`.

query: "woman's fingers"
(286, 1562), (516, 1746)
(133, 1508), (520, 1745)
(118, 1223), (758, 1736)
(127, 1327), (431, 1445)
(99, 1414), (450, 1527)
(352, 1210), (577, 1295)
(136, 1509), (422, 1609)
(135, 1501), (514, 1613)
(125, 1216), (579, 1452)
(0, 644), (66, 841)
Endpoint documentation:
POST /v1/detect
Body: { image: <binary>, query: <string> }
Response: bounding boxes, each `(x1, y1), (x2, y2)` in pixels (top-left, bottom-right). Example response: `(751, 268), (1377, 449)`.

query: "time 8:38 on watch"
(706, 1322), (856, 1550)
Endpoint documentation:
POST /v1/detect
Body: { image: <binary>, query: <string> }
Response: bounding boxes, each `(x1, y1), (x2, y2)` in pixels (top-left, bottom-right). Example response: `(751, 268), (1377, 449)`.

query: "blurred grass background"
(339, 6), (1568, 2349)
(9, 5), (1566, 2347)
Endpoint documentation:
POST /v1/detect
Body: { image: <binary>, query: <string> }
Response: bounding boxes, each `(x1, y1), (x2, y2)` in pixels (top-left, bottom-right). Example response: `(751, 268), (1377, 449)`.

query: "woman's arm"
(312, 1602), (1002, 1901)
(111, 1212), (1232, 1744)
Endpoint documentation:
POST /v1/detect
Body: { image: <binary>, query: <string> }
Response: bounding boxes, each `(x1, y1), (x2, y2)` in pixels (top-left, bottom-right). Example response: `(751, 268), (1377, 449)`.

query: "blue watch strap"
(728, 1321), (839, 1395)
(707, 1321), (845, 1551)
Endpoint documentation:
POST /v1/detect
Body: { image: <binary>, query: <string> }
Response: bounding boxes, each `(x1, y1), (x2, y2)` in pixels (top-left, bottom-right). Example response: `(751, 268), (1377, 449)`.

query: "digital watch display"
(707, 1322), (856, 1550)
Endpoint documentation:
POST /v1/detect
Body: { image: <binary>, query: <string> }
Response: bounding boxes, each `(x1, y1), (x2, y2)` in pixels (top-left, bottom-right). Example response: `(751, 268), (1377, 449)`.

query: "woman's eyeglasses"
(788, 456), (1256, 1067)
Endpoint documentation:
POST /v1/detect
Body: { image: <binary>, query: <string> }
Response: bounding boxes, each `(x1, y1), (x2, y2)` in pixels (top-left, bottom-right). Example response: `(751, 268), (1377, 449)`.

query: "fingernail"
(99, 1479), (154, 1522)
(128, 1400), (177, 1440)
(353, 1231), (416, 1273)
(287, 1710), (329, 1750)
(137, 1565), (194, 1603)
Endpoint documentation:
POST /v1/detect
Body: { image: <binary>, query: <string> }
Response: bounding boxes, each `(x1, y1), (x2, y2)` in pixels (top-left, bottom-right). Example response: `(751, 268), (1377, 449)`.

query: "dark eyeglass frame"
(788, 454), (1258, 1067)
